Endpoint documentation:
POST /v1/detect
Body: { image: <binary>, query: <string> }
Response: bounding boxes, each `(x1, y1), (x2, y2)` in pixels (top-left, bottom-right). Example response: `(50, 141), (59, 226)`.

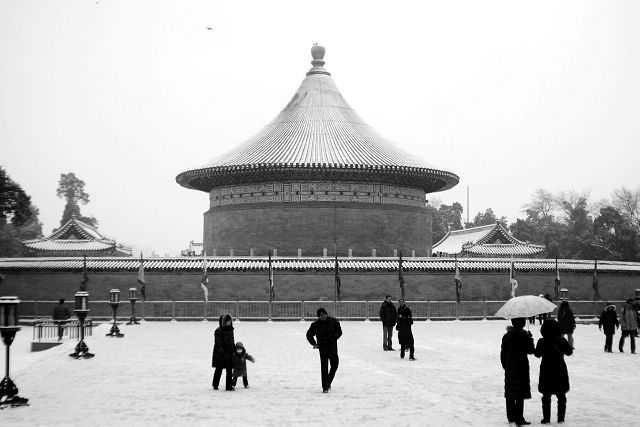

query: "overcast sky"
(2, 0), (639, 256)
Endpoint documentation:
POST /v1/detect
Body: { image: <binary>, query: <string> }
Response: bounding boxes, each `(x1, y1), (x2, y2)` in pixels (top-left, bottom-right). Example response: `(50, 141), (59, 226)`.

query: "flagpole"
(268, 250), (273, 321)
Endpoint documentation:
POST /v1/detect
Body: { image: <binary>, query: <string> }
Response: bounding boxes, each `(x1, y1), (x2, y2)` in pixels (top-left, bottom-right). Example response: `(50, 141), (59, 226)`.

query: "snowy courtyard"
(1, 318), (638, 426)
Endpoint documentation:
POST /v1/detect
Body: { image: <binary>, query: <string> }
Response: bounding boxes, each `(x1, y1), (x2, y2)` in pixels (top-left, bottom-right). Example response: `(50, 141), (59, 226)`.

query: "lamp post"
(69, 291), (94, 358)
(106, 289), (124, 337)
(126, 288), (139, 325)
(0, 296), (29, 407)
(560, 288), (569, 300)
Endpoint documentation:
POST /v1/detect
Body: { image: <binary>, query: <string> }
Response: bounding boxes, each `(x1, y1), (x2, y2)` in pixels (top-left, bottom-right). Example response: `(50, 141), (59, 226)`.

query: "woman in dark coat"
(534, 319), (573, 424)
(212, 313), (235, 391)
(396, 299), (415, 360)
(556, 301), (576, 349)
(598, 304), (619, 352)
(501, 317), (535, 426)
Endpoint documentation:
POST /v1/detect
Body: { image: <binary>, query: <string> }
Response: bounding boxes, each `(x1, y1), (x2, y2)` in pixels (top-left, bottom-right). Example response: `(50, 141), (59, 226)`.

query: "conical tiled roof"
(177, 46), (459, 193)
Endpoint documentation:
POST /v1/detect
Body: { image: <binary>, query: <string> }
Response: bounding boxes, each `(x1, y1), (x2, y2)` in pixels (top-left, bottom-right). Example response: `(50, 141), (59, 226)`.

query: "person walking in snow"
(534, 319), (573, 424)
(618, 299), (638, 353)
(556, 300), (576, 349)
(396, 298), (415, 360)
(306, 307), (343, 393)
(501, 317), (535, 426)
(51, 298), (71, 341)
(212, 313), (235, 391)
(231, 341), (255, 389)
(598, 304), (619, 353)
(379, 295), (397, 351)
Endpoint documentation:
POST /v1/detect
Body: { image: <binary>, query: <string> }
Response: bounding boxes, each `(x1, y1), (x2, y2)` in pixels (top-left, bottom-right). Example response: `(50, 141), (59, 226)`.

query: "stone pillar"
(323, 248), (328, 257)
(348, 248), (353, 257)
(372, 248), (376, 257)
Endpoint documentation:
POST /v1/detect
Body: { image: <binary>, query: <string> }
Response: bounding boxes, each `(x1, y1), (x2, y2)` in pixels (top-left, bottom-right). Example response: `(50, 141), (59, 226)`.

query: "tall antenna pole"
(466, 185), (470, 227)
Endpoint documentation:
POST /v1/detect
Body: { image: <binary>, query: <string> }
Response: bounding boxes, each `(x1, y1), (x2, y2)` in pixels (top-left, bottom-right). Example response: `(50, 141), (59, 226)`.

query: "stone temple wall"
(2, 269), (638, 303)
(203, 180), (431, 258)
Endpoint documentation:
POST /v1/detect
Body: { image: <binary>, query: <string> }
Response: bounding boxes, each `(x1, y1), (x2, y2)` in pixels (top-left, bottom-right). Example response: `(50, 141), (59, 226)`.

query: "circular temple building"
(176, 46), (459, 257)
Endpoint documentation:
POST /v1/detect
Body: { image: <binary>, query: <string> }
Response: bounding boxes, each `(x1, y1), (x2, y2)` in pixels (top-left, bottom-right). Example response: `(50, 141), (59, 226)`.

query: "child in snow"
(396, 299), (415, 360)
(231, 341), (255, 388)
(534, 319), (573, 424)
(598, 304), (619, 353)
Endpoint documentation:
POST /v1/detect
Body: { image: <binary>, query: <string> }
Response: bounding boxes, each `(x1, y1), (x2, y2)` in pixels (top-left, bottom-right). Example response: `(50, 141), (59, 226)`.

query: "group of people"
(598, 298), (639, 353)
(380, 295), (416, 360)
(501, 317), (573, 426)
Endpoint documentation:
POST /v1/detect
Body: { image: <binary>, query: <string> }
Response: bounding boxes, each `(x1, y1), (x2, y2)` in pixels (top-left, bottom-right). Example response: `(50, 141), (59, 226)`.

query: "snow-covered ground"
(1, 318), (637, 426)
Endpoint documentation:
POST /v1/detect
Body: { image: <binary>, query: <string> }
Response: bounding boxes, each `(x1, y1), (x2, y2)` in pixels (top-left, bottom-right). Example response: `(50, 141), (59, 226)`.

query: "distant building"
(432, 222), (545, 258)
(22, 216), (131, 257)
(176, 45), (459, 258)
(181, 241), (204, 257)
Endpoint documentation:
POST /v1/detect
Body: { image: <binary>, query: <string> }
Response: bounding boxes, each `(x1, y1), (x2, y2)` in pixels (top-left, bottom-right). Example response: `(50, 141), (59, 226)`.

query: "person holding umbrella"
(496, 295), (556, 426)
(501, 317), (535, 426)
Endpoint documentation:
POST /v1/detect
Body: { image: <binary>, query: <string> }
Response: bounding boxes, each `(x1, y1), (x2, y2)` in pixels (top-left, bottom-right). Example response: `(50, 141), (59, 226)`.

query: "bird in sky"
(206, 27), (214, 31)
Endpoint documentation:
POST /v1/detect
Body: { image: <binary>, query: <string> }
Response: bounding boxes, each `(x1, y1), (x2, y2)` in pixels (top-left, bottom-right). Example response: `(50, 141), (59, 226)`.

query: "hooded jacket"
(231, 341), (255, 377)
(534, 319), (573, 395)
(598, 305), (619, 335)
(212, 313), (235, 368)
(620, 301), (639, 331)
(556, 302), (576, 335)
(396, 304), (414, 346)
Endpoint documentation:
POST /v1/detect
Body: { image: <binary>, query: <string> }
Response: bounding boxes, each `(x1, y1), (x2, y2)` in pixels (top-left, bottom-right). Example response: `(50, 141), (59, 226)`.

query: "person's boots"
(557, 396), (566, 423)
(619, 336), (625, 352)
(541, 396), (551, 424)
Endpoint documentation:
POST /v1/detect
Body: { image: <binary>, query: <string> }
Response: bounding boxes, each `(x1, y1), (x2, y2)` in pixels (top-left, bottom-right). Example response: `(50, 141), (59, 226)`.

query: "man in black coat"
(379, 295), (397, 351)
(52, 298), (71, 341)
(306, 307), (343, 393)
(501, 317), (535, 426)
(598, 304), (619, 352)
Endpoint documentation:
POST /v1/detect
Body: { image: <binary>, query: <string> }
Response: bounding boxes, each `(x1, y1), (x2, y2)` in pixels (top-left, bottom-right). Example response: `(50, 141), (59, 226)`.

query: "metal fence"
(32, 319), (93, 342)
(19, 300), (625, 321)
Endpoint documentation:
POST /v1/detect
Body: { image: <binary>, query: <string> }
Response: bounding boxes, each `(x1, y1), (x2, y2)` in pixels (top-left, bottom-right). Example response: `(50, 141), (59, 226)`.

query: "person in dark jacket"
(52, 298), (71, 341)
(396, 299), (415, 360)
(619, 299), (638, 353)
(231, 341), (255, 389)
(501, 317), (535, 426)
(379, 295), (397, 351)
(212, 313), (235, 390)
(556, 301), (576, 349)
(306, 307), (343, 393)
(534, 319), (573, 424)
(598, 304), (619, 352)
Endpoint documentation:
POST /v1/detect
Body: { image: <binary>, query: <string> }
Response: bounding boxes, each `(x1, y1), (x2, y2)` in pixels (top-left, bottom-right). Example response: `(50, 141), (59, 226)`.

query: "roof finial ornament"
(307, 44), (330, 76)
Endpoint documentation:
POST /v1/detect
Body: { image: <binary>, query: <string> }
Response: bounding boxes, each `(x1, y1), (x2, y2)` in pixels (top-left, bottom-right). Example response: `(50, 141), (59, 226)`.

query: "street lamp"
(69, 291), (94, 358)
(0, 296), (29, 407)
(106, 289), (124, 338)
(126, 288), (139, 325)
(560, 288), (569, 300)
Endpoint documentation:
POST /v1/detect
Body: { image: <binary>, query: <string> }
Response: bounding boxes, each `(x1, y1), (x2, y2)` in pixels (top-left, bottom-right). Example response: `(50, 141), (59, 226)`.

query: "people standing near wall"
(306, 307), (343, 393)
(501, 317), (535, 426)
(396, 299), (415, 360)
(618, 299), (638, 353)
(534, 319), (573, 424)
(51, 298), (71, 341)
(379, 295), (397, 351)
(212, 313), (236, 391)
(556, 301), (576, 349)
(598, 304), (619, 353)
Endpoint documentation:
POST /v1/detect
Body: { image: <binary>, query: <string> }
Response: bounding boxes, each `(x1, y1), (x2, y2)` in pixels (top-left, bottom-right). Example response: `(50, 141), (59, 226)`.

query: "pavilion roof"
(432, 222), (545, 257)
(176, 46), (459, 194)
(22, 216), (131, 256)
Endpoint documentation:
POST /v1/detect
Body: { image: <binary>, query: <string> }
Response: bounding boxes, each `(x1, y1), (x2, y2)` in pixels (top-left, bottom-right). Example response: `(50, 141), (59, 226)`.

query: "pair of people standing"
(212, 313), (255, 391)
(379, 297), (415, 359)
(501, 317), (572, 426)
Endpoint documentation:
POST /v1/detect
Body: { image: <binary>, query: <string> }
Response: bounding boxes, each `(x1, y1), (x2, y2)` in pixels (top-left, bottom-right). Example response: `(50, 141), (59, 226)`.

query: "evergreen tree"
(0, 167), (42, 256)
(56, 173), (98, 227)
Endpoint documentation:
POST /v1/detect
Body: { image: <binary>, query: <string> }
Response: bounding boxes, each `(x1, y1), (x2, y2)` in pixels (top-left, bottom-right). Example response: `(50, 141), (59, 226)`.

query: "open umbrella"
(495, 295), (558, 319)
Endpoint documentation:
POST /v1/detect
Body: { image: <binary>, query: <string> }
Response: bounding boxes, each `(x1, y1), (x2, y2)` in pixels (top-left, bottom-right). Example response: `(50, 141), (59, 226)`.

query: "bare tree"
(611, 187), (640, 234)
